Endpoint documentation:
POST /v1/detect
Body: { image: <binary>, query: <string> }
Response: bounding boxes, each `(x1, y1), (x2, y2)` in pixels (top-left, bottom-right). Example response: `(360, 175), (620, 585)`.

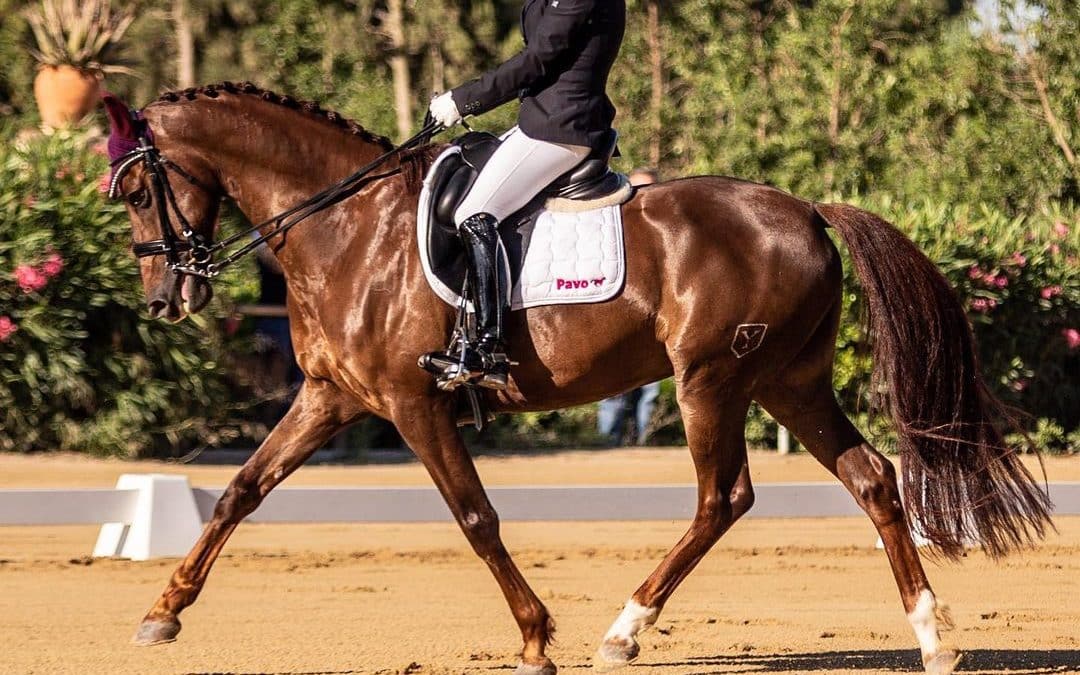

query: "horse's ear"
(101, 91), (136, 140)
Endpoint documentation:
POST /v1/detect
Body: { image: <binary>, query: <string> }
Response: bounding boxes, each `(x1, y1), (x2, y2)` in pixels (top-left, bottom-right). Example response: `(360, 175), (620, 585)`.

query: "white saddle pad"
(417, 146), (627, 311)
(510, 205), (625, 309)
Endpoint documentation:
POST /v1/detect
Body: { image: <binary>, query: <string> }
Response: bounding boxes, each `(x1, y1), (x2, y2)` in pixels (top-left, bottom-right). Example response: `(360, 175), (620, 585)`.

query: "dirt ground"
(2, 450), (1079, 675)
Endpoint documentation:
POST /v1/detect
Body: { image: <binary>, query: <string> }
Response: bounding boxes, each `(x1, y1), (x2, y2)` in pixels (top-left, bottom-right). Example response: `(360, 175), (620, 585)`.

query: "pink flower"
(41, 253), (64, 278)
(54, 166), (69, 180)
(91, 141), (108, 157)
(1053, 221), (1069, 238)
(1064, 328), (1080, 351)
(971, 298), (997, 314)
(1041, 285), (1063, 300)
(22, 195), (36, 209)
(1049, 243), (1061, 256)
(968, 266), (983, 280)
(13, 265), (48, 293)
(223, 316), (241, 336)
(1010, 378), (1029, 393)
(97, 172), (111, 195)
(993, 275), (1008, 288)
(1009, 252), (1027, 267)
(0, 316), (16, 342)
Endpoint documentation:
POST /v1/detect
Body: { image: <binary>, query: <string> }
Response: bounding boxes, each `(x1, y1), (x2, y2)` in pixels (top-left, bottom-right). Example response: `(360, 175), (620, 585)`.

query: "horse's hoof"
(132, 617), (181, 646)
(593, 637), (640, 671)
(514, 656), (557, 675)
(923, 649), (962, 674)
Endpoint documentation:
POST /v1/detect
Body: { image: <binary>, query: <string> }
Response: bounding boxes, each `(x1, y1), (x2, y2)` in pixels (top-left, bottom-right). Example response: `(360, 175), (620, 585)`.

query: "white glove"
(429, 91), (462, 128)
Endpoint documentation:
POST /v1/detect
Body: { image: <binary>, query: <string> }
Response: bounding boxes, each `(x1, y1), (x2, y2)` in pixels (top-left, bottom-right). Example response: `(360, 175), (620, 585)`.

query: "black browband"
(111, 118), (443, 279)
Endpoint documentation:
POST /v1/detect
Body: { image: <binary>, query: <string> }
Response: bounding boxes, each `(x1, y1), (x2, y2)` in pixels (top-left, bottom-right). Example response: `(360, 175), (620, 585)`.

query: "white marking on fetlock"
(603, 599), (658, 646)
(908, 590), (943, 661)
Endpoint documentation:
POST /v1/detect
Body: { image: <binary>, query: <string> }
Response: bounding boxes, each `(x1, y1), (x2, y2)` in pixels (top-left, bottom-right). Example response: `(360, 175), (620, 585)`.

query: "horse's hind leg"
(755, 322), (961, 674)
(596, 370), (754, 668)
(133, 380), (363, 646)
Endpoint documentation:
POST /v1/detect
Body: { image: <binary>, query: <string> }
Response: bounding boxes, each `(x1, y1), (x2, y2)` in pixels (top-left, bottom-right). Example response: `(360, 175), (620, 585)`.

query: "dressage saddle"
(419, 130), (624, 428)
(429, 129), (623, 231)
(421, 129), (625, 317)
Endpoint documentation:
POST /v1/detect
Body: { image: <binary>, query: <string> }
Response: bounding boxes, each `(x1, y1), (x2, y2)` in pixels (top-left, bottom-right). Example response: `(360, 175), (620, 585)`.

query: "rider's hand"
(429, 92), (462, 128)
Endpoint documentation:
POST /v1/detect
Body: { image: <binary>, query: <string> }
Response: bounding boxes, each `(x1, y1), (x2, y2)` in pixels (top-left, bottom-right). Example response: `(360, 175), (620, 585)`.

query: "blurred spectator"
(598, 167), (661, 446)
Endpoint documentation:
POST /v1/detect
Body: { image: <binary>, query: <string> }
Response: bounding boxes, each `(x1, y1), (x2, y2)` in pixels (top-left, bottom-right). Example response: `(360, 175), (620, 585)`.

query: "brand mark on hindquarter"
(731, 323), (768, 359)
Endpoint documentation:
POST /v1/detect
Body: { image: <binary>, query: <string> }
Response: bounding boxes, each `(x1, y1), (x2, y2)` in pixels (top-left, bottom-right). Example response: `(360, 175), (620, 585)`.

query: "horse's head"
(103, 93), (221, 321)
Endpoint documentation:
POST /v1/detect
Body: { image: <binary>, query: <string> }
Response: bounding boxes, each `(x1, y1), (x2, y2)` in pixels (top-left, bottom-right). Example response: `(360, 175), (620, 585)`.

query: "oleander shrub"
(0, 127), (259, 457)
(833, 197), (1080, 452)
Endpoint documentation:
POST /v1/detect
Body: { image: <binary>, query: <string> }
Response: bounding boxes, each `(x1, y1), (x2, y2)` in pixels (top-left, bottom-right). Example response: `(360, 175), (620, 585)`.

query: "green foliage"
(1009, 418), (1080, 455)
(841, 196), (1080, 434)
(0, 1), (35, 116)
(477, 406), (608, 451)
(0, 130), (258, 456)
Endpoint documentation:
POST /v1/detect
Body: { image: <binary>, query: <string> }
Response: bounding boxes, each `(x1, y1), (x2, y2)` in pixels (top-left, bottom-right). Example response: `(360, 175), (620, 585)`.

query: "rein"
(110, 119), (443, 278)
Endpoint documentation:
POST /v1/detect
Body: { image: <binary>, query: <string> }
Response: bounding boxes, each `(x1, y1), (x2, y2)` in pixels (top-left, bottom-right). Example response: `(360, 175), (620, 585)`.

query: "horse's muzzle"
(146, 270), (212, 321)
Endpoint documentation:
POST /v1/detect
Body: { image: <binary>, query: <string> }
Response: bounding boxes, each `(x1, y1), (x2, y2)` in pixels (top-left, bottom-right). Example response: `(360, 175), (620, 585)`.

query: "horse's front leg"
(133, 380), (364, 645)
(392, 398), (556, 675)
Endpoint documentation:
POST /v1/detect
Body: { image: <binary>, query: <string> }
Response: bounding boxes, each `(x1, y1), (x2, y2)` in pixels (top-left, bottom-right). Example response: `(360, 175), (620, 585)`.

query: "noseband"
(109, 119), (443, 279)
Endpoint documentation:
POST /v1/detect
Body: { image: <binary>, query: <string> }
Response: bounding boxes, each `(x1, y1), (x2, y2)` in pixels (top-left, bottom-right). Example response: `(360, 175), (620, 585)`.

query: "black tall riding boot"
(458, 212), (510, 389)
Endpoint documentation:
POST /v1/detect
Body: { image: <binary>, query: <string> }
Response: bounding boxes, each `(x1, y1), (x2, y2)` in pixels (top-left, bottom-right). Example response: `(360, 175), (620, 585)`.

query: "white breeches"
(454, 126), (590, 225)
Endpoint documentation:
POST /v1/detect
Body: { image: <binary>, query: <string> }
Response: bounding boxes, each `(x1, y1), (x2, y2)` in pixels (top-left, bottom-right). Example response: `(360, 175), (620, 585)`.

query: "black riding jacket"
(451, 0), (626, 150)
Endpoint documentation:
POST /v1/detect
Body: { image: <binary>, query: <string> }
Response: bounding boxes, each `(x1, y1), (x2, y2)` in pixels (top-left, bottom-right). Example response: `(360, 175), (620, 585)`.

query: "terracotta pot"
(33, 65), (102, 129)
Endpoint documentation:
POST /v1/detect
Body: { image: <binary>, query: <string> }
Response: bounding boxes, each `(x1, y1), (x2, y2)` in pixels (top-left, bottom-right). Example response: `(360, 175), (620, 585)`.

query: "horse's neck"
(210, 113), (391, 284)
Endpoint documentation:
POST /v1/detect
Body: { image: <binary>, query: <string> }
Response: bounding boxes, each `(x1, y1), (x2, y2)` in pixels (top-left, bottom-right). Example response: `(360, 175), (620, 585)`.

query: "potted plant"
(25, 0), (135, 129)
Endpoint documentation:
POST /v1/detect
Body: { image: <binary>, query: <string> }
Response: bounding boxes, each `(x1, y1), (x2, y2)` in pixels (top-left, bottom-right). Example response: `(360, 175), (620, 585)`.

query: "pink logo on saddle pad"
(556, 277), (606, 290)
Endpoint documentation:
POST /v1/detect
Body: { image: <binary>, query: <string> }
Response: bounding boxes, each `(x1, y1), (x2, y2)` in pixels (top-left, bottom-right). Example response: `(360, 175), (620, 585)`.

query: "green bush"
(836, 198), (1079, 443)
(0, 128), (259, 457)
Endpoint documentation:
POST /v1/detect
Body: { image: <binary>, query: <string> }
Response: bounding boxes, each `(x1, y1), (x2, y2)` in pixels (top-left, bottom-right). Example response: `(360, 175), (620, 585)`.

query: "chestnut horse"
(107, 83), (1051, 675)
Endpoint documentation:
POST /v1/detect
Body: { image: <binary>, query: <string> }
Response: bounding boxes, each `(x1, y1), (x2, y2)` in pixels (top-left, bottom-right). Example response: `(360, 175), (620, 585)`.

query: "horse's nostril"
(147, 299), (169, 319)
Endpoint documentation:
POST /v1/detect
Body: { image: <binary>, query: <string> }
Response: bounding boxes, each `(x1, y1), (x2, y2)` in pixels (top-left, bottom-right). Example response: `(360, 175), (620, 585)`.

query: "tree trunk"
(385, 0), (413, 140)
(1025, 50), (1080, 190)
(174, 0), (196, 88)
(646, 0), (663, 169)
(431, 42), (445, 94)
(824, 6), (854, 192)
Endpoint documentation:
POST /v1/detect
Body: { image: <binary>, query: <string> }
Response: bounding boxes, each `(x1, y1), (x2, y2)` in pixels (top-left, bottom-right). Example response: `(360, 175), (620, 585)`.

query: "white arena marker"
(93, 474), (202, 561)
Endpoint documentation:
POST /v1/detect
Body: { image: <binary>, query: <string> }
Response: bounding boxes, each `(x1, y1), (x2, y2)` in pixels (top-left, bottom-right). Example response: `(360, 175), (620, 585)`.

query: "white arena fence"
(1, 474), (1078, 560)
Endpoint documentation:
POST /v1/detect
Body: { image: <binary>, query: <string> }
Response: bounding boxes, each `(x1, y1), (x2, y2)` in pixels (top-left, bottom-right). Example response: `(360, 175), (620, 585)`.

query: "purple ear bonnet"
(102, 92), (153, 187)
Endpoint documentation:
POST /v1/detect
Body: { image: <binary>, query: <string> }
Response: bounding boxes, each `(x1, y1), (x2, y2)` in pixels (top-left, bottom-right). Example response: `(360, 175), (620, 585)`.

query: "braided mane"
(155, 81), (395, 151)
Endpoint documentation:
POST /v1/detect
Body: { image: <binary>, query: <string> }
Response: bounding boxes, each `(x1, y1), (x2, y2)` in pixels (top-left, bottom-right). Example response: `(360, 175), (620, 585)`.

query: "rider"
(426, 0), (626, 390)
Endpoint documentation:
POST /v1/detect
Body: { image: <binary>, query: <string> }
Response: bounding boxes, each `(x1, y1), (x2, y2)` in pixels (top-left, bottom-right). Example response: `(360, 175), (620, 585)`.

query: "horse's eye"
(128, 188), (150, 208)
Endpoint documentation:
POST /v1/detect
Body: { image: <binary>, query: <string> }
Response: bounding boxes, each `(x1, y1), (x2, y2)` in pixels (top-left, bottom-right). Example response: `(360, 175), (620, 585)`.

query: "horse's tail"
(813, 202), (1053, 560)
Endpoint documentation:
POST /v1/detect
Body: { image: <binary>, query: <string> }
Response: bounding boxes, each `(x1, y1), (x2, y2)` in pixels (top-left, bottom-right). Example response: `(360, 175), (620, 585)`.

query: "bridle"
(109, 118), (442, 279)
